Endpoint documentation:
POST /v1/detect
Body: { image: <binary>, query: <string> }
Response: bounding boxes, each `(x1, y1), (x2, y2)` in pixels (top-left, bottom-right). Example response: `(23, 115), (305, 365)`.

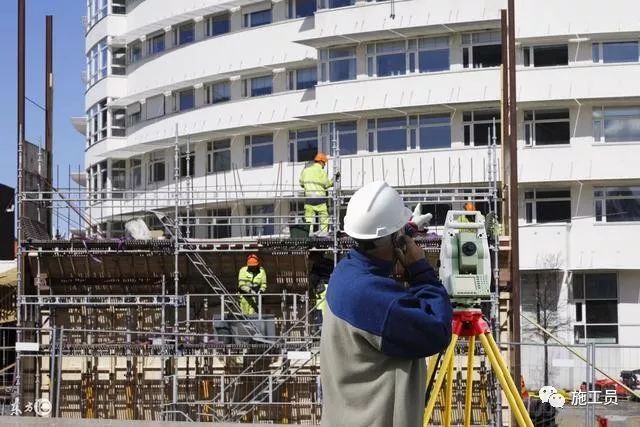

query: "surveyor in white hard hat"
(320, 181), (452, 427)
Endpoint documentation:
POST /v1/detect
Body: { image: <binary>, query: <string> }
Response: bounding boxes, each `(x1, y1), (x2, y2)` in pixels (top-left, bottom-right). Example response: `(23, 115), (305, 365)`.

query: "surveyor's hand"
(395, 235), (426, 267)
(409, 203), (433, 231)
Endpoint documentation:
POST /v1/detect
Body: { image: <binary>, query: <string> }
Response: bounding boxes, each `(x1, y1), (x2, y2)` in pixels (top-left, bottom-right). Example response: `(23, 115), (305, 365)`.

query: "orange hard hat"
(247, 254), (260, 267)
(464, 202), (475, 211)
(314, 153), (328, 164)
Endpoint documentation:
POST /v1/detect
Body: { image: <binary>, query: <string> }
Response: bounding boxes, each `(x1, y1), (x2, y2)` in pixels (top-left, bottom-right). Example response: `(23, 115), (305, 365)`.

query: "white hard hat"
(344, 181), (412, 240)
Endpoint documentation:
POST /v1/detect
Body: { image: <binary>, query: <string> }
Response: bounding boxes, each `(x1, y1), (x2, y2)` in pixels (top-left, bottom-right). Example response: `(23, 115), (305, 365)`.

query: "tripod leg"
(485, 333), (534, 427)
(444, 350), (454, 427)
(478, 333), (530, 427)
(464, 336), (475, 427)
(424, 334), (458, 426)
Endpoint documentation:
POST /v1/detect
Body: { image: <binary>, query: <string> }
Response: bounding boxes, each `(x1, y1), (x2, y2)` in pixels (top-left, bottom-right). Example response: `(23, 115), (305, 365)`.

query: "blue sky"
(0, 0), (85, 188)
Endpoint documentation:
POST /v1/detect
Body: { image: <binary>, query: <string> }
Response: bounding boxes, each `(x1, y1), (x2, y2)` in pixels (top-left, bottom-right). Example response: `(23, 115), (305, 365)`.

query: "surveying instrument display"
(424, 211), (534, 427)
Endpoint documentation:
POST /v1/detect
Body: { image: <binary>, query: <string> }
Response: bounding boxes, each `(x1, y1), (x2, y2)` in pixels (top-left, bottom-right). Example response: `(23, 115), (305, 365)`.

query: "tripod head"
(439, 210), (491, 307)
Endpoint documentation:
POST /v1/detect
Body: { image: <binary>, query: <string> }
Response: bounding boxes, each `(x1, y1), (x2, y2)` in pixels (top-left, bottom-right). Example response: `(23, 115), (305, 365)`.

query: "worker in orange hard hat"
(299, 152), (339, 236)
(464, 202), (475, 211)
(238, 254), (267, 315)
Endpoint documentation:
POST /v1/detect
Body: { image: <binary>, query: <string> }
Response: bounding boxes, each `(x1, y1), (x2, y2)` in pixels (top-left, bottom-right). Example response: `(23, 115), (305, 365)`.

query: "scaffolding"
(5, 124), (510, 423)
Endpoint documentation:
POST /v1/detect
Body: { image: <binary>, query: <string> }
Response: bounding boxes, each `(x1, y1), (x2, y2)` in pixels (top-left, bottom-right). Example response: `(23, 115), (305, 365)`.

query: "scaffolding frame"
(8, 122), (505, 423)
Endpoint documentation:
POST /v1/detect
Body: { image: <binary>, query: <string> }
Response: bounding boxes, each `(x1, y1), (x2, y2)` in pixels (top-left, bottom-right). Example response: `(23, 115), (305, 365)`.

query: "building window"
(175, 89), (195, 111)
(245, 134), (274, 167)
(148, 33), (165, 55)
(366, 37), (449, 77)
(419, 114), (451, 149)
(288, 67), (317, 90)
(87, 99), (108, 146)
(206, 13), (230, 37)
(463, 110), (501, 146)
(592, 41), (639, 64)
(111, 47), (126, 75)
(524, 109), (570, 146)
(245, 204), (275, 236)
(207, 140), (232, 173)
(321, 121), (358, 156)
(111, 108), (126, 137)
(111, 0), (126, 14)
(87, 0), (108, 27)
(146, 94), (166, 120)
(319, 46), (357, 83)
(593, 107), (640, 143)
(524, 189), (571, 224)
(243, 9), (272, 27)
(127, 102), (142, 126)
(206, 81), (230, 104)
(86, 38), (108, 87)
(207, 208), (232, 239)
(317, 0), (355, 9)
(175, 22), (195, 46)
(572, 273), (618, 344)
(99, 160), (108, 199)
(523, 45), (568, 67)
(129, 41), (142, 64)
(130, 157), (142, 188)
(288, 0), (316, 17)
(111, 160), (126, 199)
(148, 151), (166, 183)
(244, 75), (273, 97)
(289, 129), (319, 162)
(179, 150), (195, 177)
(594, 187), (640, 223)
(462, 31), (502, 69)
(367, 117), (409, 153)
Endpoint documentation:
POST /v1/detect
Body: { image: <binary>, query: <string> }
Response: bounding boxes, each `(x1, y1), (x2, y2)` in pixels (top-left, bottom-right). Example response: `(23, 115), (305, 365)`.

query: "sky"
(0, 0), (86, 188)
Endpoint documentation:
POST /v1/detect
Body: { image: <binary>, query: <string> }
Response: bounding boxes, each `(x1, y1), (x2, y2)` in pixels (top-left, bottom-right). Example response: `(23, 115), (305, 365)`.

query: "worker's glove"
(408, 203), (432, 232)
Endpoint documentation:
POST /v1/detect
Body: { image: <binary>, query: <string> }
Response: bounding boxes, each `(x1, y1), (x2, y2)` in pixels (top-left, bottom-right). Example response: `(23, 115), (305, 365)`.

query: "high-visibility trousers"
(304, 203), (329, 233)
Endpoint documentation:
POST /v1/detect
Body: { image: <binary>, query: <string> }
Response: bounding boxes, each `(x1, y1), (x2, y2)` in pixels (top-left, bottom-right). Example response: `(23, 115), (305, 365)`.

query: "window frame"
(244, 134), (274, 168)
(206, 81), (231, 104)
(111, 159), (127, 199)
(129, 41), (142, 64)
(593, 106), (640, 143)
(147, 151), (166, 184)
(129, 157), (142, 189)
(462, 110), (502, 146)
(592, 41), (640, 64)
(572, 273), (619, 344)
(523, 109), (571, 146)
(243, 8), (272, 28)
(86, 38), (109, 87)
(147, 32), (166, 56)
(207, 207), (232, 239)
(288, 0), (317, 18)
(245, 204), (275, 236)
(462, 31), (502, 69)
(288, 67), (318, 90)
(179, 149), (195, 178)
(524, 188), (572, 224)
(320, 121), (358, 156)
(244, 75), (273, 97)
(206, 13), (230, 37)
(522, 44), (569, 68)
(207, 139), (232, 173)
(366, 37), (450, 77)
(594, 187), (640, 223)
(87, 99), (109, 147)
(174, 22), (196, 46)
(319, 46), (357, 83)
(289, 128), (320, 162)
(175, 88), (195, 112)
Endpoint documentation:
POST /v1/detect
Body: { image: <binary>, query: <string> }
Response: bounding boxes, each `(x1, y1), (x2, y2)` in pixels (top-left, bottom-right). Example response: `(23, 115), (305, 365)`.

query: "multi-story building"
(82, 0), (640, 388)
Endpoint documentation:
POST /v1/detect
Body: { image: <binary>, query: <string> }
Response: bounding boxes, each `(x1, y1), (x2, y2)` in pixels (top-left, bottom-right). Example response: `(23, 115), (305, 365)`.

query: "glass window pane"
(297, 137), (318, 162)
(536, 109), (569, 120)
(584, 273), (617, 298)
(418, 49), (449, 72)
(251, 76), (272, 96)
(472, 44), (502, 68)
(535, 122), (570, 145)
(249, 9), (272, 27)
(592, 43), (600, 62)
(209, 14), (230, 36)
(603, 117), (640, 142)
(572, 274), (584, 299)
(536, 200), (571, 223)
(328, 0), (354, 9)
(377, 128), (406, 152)
(296, 67), (317, 89)
(179, 24), (195, 45)
(251, 144), (273, 167)
(585, 300), (618, 323)
(212, 82), (230, 103)
(329, 58), (356, 81)
(605, 198), (640, 222)
(295, 0), (316, 17)
(602, 41), (638, 63)
(536, 190), (570, 198)
(585, 325), (618, 344)
(214, 151), (231, 172)
(378, 117), (406, 129)
(376, 53), (406, 77)
(329, 47), (355, 59)
(533, 45), (568, 67)
(419, 125), (451, 149)
(179, 90), (195, 111)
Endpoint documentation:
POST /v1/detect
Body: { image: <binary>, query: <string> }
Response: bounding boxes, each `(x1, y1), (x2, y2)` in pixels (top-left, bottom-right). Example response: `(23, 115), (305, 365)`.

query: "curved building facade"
(84, 0), (640, 353)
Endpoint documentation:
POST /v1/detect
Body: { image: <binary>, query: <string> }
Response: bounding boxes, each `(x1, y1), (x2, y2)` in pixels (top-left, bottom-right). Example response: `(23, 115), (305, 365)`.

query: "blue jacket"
(320, 249), (452, 426)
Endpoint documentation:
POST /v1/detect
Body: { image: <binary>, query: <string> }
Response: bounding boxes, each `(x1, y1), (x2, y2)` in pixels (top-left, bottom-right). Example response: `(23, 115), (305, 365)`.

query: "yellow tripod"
(423, 309), (533, 427)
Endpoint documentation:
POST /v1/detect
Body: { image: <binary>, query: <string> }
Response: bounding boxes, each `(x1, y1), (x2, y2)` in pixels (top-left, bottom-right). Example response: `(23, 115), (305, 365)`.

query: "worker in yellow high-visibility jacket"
(299, 153), (338, 236)
(238, 254), (267, 315)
